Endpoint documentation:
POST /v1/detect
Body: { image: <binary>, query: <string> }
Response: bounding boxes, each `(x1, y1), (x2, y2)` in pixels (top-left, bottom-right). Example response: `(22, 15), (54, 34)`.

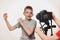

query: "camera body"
(36, 10), (56, 35)
(36, 10), (52, 22)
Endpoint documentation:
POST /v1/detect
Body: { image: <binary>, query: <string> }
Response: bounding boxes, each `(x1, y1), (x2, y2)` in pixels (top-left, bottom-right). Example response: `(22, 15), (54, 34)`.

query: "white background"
(0, 0), (60, 40)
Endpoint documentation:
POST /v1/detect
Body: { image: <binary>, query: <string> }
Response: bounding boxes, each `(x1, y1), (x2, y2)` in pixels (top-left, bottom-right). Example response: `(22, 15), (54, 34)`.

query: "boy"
(3, 6), (36, 40)
(35, 14), (60, 40)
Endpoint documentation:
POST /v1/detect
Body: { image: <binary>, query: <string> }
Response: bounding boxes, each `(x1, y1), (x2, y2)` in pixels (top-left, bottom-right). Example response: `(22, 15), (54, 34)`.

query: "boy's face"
(24, 9), (33, 20)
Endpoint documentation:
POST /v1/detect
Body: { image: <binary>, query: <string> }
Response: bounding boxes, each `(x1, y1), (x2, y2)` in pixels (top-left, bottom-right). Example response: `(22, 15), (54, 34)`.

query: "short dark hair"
(24, 6), (33, 11)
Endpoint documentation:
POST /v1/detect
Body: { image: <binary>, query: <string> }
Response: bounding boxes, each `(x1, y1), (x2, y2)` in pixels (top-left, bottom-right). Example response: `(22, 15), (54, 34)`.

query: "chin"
(27, 18), (31, 20)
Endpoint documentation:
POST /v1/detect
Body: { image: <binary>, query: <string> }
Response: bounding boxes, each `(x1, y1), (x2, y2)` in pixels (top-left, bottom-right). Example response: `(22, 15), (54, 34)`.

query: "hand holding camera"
(36, 10), (56, 36)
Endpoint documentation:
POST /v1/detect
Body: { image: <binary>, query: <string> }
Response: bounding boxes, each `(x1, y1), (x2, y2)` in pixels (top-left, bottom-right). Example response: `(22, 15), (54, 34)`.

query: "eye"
(30, 12), (32, 14)
(26, 12), (29, 14)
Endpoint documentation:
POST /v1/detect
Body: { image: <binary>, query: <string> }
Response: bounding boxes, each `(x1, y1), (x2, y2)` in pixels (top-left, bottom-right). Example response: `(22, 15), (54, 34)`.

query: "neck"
(25, 18), (32, 21)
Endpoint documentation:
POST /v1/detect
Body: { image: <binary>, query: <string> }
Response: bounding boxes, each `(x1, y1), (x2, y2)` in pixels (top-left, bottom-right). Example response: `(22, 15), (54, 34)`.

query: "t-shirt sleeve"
(15, 22), (21, 28)
(56, 30), (60, 39)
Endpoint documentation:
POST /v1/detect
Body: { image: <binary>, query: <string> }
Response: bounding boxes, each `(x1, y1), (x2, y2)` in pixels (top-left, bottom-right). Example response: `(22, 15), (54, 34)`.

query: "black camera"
(36, 10), (52, 22)
(36, 10), (56, 36)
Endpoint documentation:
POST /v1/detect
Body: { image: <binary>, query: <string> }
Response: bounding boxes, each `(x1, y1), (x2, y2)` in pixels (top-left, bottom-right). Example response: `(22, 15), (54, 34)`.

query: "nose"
(27, 13), (31, 15)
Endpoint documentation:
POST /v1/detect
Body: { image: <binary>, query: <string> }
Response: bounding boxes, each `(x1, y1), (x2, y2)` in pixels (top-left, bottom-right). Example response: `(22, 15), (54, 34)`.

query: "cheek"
(24, 14), (28, 17)
(30, 14), (33, 17)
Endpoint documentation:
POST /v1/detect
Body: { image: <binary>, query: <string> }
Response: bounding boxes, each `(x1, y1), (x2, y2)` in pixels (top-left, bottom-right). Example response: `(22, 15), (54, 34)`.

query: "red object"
(56, 30), (60, 39)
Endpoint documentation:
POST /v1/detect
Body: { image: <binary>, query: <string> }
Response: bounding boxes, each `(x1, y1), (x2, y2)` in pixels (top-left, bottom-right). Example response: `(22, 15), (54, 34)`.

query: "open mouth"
(27, 16), (30, 17)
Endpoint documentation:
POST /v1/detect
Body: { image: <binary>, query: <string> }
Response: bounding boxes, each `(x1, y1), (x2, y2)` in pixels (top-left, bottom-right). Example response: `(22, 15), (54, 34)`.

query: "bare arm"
(3, 13), (17, 31)
(20, 23), (34, 36)
(35, 28), (48, 40)
(48, 34), (58, 40)
(18, 18), (35, 36)
(35, 28), (58, 40)
(53, 14), (60, 27)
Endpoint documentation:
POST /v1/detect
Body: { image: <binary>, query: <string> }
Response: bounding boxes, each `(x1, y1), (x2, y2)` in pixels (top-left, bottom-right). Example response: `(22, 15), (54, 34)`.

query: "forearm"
(4, 19), (14, 31)
(20, 23), (32, 36)
(3, 13), (16, 31)
(53, 16), (60, 27)
(48, 35), (58, 40)
(36, 30), (48, 40)
(36, 29), (58, 40)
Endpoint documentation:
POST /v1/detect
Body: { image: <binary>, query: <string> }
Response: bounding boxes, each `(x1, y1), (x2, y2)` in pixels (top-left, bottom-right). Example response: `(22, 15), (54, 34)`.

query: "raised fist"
(3, 13), (8, 20)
